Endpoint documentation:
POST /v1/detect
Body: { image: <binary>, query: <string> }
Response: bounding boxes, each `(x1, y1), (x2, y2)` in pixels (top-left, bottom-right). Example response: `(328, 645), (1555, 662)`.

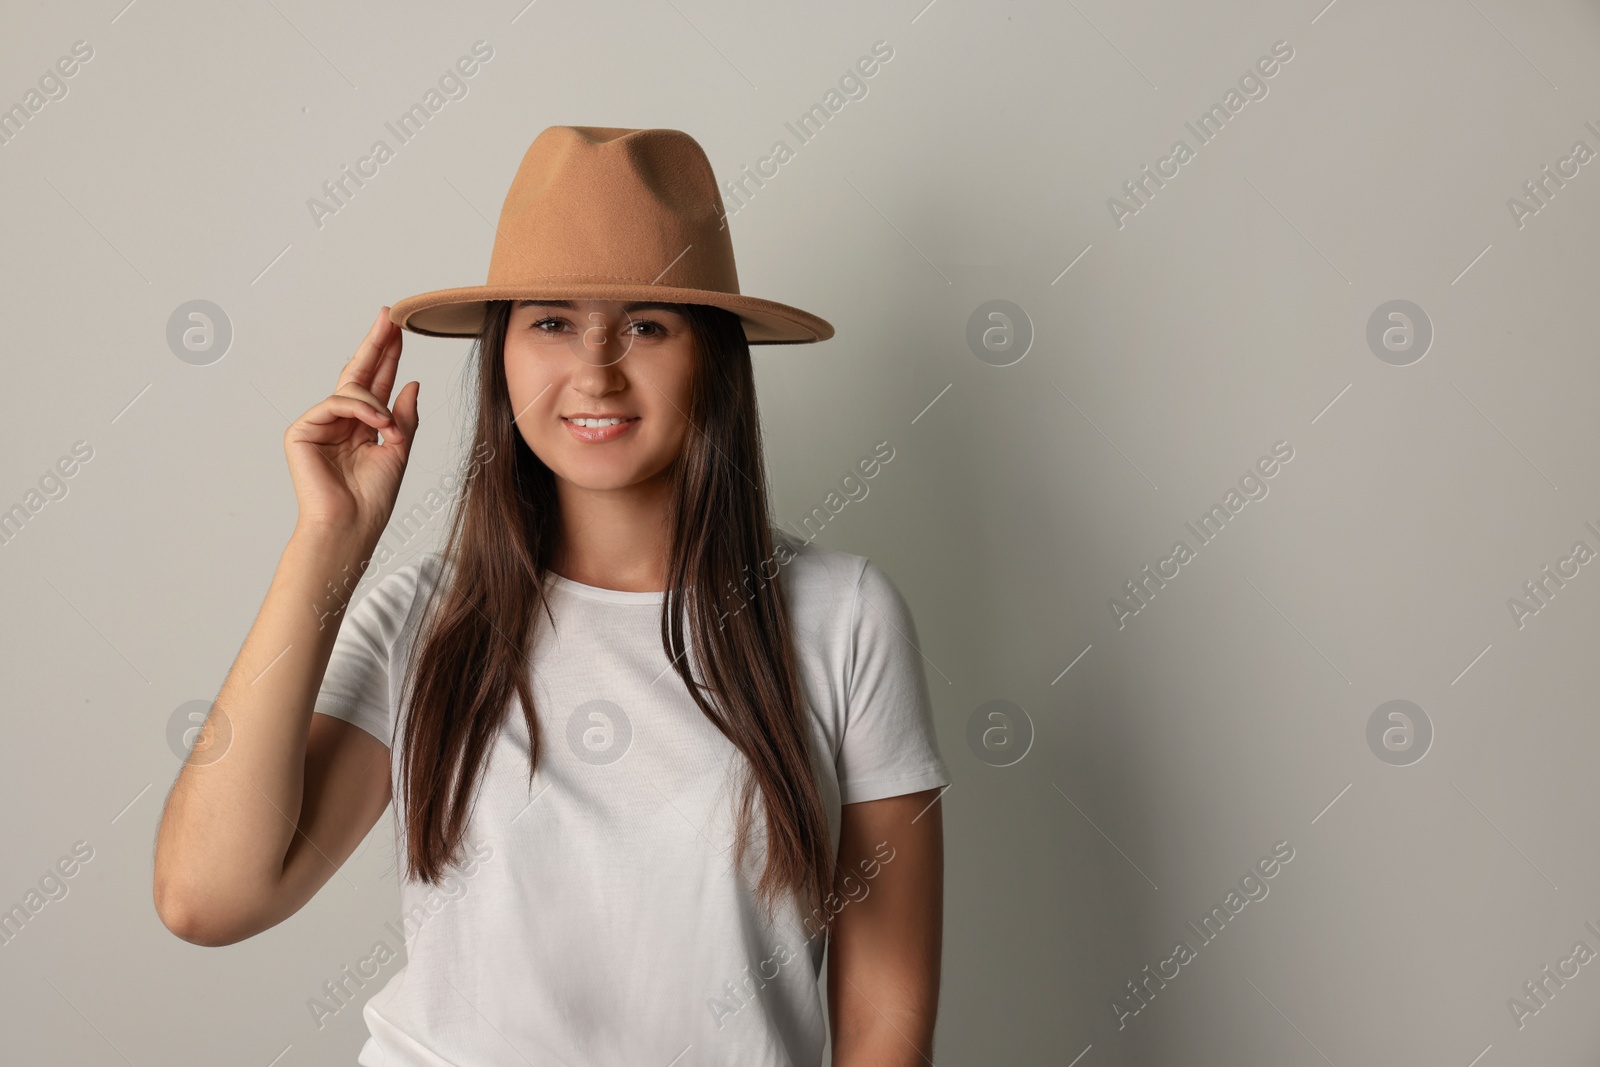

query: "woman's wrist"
(290, 518), (379, 559)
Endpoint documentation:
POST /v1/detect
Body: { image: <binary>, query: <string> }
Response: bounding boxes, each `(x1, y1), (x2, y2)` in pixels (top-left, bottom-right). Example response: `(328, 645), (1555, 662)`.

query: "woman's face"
(503, 298), (697, 492)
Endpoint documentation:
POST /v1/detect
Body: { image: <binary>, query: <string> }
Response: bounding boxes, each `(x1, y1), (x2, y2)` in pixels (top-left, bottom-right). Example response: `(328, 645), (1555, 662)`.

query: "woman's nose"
(570, 316), (630, 367)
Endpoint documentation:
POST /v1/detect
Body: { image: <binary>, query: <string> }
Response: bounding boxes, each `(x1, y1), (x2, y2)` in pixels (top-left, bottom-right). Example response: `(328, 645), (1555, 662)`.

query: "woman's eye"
(526, 316), (670, 338)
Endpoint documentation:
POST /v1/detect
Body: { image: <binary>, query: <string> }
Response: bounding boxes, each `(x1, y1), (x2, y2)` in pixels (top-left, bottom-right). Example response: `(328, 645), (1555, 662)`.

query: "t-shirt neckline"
(544, 571), (665, 605)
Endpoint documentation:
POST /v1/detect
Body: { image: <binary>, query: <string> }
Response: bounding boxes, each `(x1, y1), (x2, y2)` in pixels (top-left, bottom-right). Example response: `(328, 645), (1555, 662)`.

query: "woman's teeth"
(568, 417), (630, 427)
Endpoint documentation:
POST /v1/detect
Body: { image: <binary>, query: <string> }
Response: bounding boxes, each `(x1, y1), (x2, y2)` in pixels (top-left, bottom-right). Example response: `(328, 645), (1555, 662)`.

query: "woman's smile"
(561, 414), (640, 443)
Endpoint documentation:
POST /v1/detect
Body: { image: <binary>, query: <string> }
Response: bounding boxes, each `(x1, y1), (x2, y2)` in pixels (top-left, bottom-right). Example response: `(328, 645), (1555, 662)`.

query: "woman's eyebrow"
(513, 300), (684, 314)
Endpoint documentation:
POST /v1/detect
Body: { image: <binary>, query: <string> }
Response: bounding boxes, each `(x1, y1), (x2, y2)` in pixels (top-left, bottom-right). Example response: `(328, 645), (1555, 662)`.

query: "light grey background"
(3, 0), (1599, 1063)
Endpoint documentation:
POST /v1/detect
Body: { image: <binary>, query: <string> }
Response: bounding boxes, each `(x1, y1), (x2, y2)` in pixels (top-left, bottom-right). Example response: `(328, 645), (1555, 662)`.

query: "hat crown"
(388, 124), (831, 343)
(487, 126), (739, 294)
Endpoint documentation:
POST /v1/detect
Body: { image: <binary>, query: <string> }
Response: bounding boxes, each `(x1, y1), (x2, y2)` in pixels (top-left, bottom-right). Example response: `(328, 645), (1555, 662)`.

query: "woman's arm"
(152, 527), (391, 946)
(827, 786), (944, 1066)
(152, 309), (418, 946)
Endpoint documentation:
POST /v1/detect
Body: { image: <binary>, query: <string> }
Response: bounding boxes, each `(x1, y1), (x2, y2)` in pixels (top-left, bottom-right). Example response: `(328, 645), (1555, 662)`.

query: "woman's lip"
(561, 416), (639, 443)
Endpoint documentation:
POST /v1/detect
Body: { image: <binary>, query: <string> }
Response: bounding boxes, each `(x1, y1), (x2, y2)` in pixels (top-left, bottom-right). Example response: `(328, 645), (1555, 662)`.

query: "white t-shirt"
(312, 531), (951, 1066)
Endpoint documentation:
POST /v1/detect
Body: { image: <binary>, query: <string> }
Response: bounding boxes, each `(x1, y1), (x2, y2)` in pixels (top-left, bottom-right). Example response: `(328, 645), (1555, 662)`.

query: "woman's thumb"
(397, 380), (420, 433)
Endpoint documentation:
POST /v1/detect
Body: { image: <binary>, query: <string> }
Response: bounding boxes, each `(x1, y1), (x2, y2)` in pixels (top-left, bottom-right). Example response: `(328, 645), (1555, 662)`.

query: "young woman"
(153, 127), (950, 1066)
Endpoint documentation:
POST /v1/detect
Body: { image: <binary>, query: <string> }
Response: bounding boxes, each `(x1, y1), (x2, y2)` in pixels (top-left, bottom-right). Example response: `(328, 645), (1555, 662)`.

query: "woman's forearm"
(152, 524), (374, 943)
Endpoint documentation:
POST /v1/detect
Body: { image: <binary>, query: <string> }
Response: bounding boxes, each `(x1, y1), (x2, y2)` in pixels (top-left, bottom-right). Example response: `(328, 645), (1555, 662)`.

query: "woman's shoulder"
(348, 548), (449, 626)
(773, 526), (860, 582)
(771, 528), (905, 623)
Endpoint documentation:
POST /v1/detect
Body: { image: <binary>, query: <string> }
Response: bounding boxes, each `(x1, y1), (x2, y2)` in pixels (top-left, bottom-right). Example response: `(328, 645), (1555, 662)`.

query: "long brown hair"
(393, 298), (835, 923)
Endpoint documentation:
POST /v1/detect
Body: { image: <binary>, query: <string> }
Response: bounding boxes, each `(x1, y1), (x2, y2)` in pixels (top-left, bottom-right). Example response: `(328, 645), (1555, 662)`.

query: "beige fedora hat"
(389, 125), (833, 344)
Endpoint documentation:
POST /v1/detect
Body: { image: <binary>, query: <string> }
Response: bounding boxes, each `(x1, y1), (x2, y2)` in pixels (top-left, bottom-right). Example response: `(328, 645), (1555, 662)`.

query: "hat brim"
(389, 284), (833, 344)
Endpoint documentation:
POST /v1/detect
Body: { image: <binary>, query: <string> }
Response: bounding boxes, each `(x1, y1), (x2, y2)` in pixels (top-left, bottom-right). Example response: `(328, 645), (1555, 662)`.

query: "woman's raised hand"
(284, 307), (420, 544)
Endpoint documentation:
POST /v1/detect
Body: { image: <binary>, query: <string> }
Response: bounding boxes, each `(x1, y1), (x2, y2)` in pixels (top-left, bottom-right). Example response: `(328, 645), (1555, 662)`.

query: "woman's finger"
(331, 379), (395, 423)
(337, 307), (394, 393)
(289, 393), (393, 445)
(368, 320), (403, 408)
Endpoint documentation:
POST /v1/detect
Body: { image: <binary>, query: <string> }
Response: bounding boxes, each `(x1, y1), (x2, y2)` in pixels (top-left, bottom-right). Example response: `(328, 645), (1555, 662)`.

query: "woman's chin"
(550, 461), (672, 494)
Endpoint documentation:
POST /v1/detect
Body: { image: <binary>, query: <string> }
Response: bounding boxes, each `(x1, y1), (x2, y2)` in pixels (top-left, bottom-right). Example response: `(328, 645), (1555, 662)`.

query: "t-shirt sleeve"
(313, 557), (430, 749)
(836, 557), (952, 805)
